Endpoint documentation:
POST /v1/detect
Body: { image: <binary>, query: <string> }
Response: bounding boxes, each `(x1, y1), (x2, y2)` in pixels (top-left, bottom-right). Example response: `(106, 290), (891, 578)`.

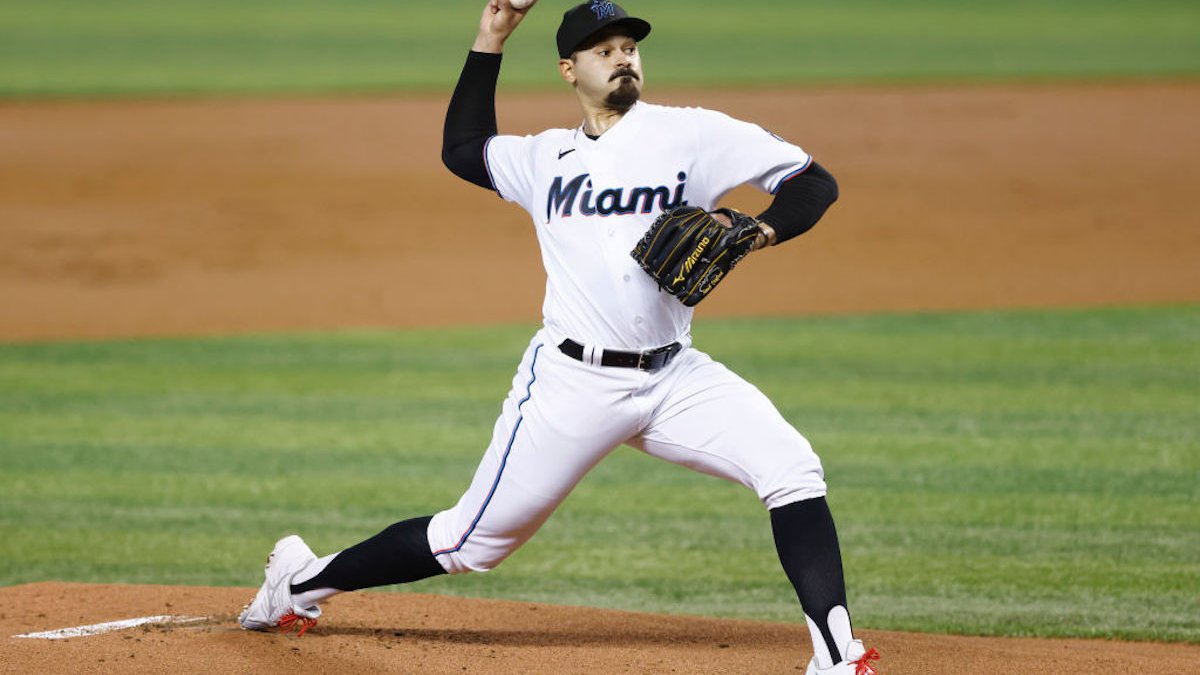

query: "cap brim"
(610, 17), (652, 42)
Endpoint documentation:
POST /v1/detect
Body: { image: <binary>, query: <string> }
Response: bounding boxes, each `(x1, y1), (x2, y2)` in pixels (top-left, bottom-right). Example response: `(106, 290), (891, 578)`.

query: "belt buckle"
(639, 344), (670, 371)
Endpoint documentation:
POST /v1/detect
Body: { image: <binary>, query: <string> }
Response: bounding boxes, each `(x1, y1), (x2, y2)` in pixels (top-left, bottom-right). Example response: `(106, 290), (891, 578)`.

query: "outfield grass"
(1, 0), (1198, 97)
(1, 306), (1197, 642)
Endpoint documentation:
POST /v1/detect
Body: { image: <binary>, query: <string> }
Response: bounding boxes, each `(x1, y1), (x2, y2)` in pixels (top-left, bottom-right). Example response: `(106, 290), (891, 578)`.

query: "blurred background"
(2, 0), (1198, 95)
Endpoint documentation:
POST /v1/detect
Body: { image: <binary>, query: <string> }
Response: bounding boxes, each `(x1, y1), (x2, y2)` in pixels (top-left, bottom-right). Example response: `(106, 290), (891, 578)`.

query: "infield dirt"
(2, 82), (1198, 672)
(2, 82), (1198, 341)
(4, 582), (1200, 675)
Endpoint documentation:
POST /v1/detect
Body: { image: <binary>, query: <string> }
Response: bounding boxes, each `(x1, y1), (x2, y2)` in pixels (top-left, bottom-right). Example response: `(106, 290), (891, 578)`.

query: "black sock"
(770, 497), (850, 663)
(291, 516), (447, 593)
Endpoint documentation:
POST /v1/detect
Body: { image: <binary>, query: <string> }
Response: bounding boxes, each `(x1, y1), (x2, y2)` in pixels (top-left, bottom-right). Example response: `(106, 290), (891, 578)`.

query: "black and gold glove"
(630, 206), (762, 307)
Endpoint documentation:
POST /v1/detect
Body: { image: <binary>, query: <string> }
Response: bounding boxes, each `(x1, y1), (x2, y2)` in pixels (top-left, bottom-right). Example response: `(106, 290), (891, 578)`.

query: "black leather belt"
(558, 339), (682, 371)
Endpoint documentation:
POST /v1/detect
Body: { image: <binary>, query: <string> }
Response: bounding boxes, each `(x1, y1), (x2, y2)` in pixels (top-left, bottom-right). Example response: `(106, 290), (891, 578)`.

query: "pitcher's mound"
(2, 582), (1197, 674)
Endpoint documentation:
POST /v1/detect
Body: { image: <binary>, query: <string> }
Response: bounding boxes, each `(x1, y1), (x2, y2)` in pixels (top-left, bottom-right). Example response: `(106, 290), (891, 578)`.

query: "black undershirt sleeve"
(442, 51), (503, 190)
(756, 161), (839, 245)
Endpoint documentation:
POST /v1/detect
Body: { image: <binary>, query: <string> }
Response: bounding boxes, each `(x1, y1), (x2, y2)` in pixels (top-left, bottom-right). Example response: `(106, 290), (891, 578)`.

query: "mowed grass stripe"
(1, 0), (1198, 96)
(0, 305), (1197, 642)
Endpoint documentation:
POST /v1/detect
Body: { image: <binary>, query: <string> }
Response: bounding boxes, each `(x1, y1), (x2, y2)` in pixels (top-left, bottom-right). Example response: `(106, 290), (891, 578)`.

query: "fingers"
(710, 212), (733, 228)
(475, 0), (531, 52)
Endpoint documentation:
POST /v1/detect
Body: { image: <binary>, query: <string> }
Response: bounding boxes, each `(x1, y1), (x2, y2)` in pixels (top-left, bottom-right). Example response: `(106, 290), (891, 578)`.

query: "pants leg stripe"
(433, 343), (543, 557)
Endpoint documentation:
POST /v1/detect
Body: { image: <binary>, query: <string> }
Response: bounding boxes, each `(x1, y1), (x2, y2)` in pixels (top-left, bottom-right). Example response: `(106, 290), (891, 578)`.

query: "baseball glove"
(631, 206), (761, 306)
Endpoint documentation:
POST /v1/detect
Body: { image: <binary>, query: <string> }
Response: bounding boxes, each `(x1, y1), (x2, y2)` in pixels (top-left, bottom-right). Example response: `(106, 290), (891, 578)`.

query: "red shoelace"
(277, 612), (317, 637)
(852, 647), (880, 675)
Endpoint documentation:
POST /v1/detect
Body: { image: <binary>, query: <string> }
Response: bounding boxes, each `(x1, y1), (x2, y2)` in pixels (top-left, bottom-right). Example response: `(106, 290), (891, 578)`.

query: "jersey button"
(623, 274), (631, 282)
(634, 316), (644, 325)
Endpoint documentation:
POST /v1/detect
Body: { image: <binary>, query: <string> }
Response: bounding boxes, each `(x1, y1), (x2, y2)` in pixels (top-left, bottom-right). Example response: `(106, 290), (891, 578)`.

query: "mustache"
(610, 68), (640, 81)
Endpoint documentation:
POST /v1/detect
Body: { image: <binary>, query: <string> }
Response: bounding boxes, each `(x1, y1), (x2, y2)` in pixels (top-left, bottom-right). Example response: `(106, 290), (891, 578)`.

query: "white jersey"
(485, 101), (811, 350)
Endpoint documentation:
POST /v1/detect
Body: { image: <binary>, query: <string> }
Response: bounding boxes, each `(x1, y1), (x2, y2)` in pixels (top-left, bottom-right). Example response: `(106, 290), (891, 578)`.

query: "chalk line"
(12, 615), (206, 640)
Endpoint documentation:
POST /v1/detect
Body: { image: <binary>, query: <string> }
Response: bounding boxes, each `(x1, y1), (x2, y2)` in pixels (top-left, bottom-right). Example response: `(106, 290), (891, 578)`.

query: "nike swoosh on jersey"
(558, 148), (576, 160)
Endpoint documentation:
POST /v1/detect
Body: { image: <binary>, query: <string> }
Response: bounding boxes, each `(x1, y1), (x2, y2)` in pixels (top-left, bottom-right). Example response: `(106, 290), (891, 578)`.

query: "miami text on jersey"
(546, 171), (688, 220)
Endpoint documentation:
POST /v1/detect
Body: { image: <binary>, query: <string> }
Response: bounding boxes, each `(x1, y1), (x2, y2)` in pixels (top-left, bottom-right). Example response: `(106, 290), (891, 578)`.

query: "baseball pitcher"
(239, 3), (878, 673)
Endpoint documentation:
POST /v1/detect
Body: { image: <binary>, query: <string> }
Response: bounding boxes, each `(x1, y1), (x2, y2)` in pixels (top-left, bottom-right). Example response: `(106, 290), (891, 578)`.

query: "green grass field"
(1, 306), (1197, 642)
(1, 0), (1198, 96)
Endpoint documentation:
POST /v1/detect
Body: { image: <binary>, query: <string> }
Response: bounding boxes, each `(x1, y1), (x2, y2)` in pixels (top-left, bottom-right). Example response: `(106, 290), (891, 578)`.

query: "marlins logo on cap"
(556, 1), (652, 59)
(590, 1), (616, 19)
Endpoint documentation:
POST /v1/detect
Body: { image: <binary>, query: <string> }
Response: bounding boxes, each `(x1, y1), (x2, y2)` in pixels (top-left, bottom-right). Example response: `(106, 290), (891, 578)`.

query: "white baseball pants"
(428, 330), (827, 574)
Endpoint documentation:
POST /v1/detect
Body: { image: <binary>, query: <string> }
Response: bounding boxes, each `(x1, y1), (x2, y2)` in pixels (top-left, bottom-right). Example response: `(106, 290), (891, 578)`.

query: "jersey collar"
(576, 101), (643, 143)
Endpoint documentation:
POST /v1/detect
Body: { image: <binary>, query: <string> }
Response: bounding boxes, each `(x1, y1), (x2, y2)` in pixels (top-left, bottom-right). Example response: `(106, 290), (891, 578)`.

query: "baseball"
(507, 0), (535, 9)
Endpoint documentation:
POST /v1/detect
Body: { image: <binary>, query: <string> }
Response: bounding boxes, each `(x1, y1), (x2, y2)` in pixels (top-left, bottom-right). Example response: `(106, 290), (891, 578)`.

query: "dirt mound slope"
(3, 582), (1197, 674)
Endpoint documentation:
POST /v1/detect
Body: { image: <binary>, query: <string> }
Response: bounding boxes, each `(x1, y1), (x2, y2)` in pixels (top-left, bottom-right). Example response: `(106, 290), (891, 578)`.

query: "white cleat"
(238, 535), (322, 636)
(805, 639), (881, 675)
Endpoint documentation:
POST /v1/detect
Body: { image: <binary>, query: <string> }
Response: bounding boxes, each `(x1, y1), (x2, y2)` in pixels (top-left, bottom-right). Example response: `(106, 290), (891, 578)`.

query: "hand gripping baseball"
(474, 0), (537, 52)
(631, 206), (763, 307)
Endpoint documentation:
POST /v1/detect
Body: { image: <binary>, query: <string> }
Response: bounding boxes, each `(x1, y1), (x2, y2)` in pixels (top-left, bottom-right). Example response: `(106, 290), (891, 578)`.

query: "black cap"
(556, 1), (652, 59)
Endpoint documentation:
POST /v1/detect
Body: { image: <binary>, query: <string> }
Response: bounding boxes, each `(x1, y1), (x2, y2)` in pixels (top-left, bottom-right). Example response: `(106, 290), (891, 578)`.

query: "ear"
(559, 58), (576, 84)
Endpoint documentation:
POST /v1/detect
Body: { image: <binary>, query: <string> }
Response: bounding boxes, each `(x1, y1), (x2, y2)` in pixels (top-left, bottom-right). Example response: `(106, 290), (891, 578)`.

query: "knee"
(759, 436), (828, 510)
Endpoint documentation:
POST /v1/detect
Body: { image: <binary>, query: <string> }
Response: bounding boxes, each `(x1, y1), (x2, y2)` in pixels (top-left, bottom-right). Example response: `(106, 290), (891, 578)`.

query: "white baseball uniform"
(428, 101), (825, 574)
